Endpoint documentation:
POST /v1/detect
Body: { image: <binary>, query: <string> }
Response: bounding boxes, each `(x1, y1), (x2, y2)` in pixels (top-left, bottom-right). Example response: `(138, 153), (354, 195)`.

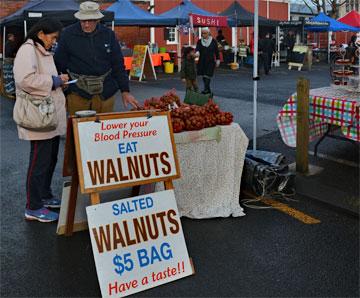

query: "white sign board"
(86, 190), (193, 297)
(74, 113), (179, 193)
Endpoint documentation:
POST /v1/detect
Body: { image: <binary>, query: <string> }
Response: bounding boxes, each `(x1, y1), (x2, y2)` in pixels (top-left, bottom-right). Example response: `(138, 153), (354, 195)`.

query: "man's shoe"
(42, 198), (61, 208)
(25, 207), (59, 223)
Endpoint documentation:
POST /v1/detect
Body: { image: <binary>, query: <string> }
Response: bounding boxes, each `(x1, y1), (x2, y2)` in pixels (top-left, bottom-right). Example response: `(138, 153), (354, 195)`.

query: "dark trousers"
(286, 49), (293, 63)
(261, 53), (270, 74)
(202, 76), (212, 94)
(185, 79), (198, 92)
(26, 136), (60, 210)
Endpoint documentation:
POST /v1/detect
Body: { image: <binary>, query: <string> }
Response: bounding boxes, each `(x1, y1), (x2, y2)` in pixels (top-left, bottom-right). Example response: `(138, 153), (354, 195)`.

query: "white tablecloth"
(156, 123), (248, 219)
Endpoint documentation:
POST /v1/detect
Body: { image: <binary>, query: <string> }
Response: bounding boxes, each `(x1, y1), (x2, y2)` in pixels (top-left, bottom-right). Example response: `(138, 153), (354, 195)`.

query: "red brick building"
(1, 0), (289, 54)
(154, 0), (289, 51)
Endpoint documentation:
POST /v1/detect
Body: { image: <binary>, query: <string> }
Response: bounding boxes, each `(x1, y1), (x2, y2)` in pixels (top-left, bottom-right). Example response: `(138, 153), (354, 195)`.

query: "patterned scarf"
(201, 36), (213, 48)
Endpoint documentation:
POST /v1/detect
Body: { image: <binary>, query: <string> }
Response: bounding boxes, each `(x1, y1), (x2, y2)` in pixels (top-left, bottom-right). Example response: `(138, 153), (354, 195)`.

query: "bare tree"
(300, 0), (347, 17)
(326, 0), (347, 18)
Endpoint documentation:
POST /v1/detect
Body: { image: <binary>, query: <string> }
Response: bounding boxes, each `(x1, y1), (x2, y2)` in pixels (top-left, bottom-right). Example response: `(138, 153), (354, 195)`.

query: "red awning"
(190, 13), (228, 27)
(338, 10), (360, 29)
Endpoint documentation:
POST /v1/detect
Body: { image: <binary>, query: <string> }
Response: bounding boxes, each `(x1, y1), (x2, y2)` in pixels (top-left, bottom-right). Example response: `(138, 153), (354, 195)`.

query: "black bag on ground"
(242, 150), (295, 198)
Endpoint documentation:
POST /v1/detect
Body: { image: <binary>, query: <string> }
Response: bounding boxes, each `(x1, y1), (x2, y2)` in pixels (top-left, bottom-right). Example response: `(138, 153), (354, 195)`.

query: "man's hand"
(59, 74), (69, 84)
(121, 92), (140, 109)
(181, 78), (186, 83)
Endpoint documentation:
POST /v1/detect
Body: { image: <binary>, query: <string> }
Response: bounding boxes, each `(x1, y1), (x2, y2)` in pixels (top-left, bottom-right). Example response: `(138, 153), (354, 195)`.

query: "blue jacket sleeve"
(54, 33), (69, 74)
(52, 75), (62, 90)
(110, 32), (130, 93)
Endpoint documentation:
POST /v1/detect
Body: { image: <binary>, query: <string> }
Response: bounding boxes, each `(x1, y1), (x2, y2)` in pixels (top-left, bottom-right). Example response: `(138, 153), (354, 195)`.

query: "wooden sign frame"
(129, 45), (157, 81)
(63, 110), (180, 235)
(73, 110), (180, 194)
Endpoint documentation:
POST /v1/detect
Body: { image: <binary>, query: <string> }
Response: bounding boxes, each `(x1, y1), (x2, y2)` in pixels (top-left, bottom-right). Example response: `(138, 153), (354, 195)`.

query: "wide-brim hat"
(74, 1), (104, 20)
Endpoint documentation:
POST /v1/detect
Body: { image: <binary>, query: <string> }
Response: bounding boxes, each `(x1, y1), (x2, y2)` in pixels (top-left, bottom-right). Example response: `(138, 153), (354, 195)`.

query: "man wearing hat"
(55, 1), (139, 114)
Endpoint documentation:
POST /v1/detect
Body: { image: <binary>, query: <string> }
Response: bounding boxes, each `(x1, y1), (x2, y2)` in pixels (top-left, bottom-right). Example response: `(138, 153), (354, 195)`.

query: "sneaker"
(25, 207), (59, 223)
(42, 198), (61, 208)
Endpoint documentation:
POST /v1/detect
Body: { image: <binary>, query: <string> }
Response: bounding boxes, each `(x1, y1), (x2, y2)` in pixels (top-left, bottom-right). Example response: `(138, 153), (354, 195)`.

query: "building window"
(166, 27), (178, 45)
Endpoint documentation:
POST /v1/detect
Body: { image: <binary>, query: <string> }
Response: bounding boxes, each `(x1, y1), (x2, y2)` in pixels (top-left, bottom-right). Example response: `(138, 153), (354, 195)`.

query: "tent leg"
(177, 27), (181, 72)
(253, 0), (259, 151)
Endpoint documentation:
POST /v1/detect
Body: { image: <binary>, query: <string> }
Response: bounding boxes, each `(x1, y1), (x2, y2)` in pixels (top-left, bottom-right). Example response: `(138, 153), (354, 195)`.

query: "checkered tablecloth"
(277, 87), (360, 147)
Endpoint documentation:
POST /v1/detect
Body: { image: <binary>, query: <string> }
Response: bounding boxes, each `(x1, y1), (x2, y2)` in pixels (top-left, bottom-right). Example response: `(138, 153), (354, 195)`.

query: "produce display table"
(277, 87), (360, 147)
(156, 123), (248, 219)
(123, 53), (171, 70)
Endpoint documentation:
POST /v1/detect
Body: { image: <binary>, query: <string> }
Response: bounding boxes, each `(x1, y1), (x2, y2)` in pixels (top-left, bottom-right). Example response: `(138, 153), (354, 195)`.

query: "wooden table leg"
(65, 168), (79, 236)
(164, 180), (174, 190)
(90, 192), (100, 205)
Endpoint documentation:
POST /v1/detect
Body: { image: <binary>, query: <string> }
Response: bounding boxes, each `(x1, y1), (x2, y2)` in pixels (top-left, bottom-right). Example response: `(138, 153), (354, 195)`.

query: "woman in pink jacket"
(13, 18), (69, 222)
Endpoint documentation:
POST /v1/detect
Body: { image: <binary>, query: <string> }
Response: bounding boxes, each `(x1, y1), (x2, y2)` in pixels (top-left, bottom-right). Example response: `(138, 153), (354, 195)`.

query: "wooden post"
(296, 77), (310, 174)
(65, 167), (79, 236)
(90, 193), (100, 205)
(164, 180), (174, 190)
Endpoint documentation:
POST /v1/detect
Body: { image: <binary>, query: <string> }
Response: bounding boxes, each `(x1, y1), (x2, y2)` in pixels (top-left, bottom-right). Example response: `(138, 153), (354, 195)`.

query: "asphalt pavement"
(1, 63), (359, 297)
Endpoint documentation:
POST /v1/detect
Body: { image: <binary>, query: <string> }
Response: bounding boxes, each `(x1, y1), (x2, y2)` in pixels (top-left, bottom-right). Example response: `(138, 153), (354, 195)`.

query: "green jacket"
(181, 57), (197, 80)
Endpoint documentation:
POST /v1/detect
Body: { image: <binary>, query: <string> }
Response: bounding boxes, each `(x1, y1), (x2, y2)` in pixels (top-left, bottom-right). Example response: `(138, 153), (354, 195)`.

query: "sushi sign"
(190, 13), (228, 28)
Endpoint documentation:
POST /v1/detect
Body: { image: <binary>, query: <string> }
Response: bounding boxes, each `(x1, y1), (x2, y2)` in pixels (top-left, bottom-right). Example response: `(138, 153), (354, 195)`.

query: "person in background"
(5, 33), (17, 58)
(238, 39), (249, 66)
(348, 34), (357, 49)
(346, 35), (358, 64)
(259, 32), (275, 75)
(216, 29), (226, 45)
(181, 46), (198, 92)
(284, 30), (295, 62)
(195, 27), (220, 95)
(13, 18), (69, 222)
(54, 1), (139, 115)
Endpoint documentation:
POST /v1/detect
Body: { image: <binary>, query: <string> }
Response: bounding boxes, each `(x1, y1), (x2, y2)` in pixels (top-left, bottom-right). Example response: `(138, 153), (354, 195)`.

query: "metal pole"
(150, 0), (155, 44)
(177, 26), (181, 72)
(232, 26), (237, 63)
(276, 26), (280, 66)
(253, 0), (259, 151)
(328, 31), (331, 64)
(234, 26), (238, 63)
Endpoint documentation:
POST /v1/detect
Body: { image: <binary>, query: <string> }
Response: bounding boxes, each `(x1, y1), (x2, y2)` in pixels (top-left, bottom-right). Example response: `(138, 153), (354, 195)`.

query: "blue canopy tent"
(1, 0), (114, 58)
(105, 0), (175, 26)
(1, 0), (114, 28)
(304, 13), (359, 62)
(305, 12), (359, 32)
(1, 0), (41, 28)
(220, 1), (279, 27)
(159, 0), (219, 71)
(158, 0), (216, 25)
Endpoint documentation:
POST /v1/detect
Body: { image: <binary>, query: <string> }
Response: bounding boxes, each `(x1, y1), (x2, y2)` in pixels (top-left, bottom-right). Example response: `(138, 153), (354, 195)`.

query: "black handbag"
(242, 150), (295, 198)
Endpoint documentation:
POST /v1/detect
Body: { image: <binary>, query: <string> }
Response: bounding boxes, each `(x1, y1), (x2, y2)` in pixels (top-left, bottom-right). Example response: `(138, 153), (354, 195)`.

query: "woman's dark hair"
(26, 17), (63, 47)
(349, 35), (357, 46)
